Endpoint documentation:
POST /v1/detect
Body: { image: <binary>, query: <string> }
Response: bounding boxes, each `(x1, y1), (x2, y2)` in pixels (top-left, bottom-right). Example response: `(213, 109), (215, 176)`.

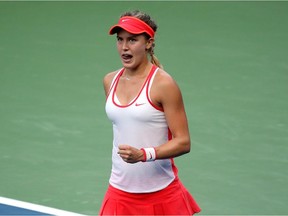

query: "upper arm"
(152, 71), (190, 141)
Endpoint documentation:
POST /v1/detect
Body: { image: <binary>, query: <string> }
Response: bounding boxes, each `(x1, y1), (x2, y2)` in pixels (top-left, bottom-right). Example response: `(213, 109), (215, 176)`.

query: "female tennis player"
(99, 10), (201, 215)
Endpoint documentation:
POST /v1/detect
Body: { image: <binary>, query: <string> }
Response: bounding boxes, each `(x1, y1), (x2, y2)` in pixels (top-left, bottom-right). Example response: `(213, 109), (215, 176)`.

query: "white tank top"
(105, 65), (178, 193)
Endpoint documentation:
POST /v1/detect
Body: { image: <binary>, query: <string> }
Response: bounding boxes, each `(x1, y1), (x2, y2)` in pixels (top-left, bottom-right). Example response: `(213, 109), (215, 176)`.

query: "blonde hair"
(120, 10), (163, 69)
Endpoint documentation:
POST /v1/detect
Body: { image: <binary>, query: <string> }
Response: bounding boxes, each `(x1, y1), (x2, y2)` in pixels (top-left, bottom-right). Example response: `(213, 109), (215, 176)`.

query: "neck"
(123, 62), (152, 80)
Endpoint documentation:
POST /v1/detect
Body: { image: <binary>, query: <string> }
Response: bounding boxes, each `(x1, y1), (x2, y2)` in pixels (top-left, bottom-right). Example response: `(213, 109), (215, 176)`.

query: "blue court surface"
(0, 197), (85, 216)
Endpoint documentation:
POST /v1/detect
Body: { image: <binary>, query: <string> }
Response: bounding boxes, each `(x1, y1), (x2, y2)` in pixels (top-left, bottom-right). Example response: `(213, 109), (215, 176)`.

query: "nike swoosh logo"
(149, 152), (152, 159)
(135, 103), (146, 106)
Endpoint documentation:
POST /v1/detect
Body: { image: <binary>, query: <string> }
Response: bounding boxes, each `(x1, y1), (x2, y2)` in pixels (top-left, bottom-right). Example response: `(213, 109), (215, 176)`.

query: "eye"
(117, 37), (123, 42)
(129, 38), (137, 43)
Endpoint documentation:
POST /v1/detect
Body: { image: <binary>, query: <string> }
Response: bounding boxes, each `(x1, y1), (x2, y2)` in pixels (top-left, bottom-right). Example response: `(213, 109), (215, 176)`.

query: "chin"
(122, 61), (137, 70)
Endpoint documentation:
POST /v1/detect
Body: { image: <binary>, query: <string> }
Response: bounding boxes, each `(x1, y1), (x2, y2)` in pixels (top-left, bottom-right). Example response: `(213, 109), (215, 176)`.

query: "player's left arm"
(153, 71), (191, 159)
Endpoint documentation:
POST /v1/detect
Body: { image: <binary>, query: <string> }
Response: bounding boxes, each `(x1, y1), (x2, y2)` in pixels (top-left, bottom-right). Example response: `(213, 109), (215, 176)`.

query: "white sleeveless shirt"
(105, 65), (178, 193)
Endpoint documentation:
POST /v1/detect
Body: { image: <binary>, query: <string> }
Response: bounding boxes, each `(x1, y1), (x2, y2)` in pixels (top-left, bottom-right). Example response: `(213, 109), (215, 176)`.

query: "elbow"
(182, 138), (191, 155)
(185, 143), (191, 154)
(186, 146), (191, 154)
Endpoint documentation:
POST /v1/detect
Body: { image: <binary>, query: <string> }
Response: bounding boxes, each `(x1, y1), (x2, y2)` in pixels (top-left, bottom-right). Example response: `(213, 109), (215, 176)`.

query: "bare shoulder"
(103, 71), (118, 85)
(103, 70), (118, 96)
(153, 68), (180, 91)
(151, 68), (183, 107)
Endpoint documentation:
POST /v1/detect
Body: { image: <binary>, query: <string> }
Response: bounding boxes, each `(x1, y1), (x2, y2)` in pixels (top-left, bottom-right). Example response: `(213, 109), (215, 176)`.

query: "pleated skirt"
(99, 177), (201, 215)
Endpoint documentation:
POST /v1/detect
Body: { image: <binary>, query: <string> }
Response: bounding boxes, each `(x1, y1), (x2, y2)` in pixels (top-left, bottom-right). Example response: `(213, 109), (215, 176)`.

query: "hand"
(118, 144), (144, 163)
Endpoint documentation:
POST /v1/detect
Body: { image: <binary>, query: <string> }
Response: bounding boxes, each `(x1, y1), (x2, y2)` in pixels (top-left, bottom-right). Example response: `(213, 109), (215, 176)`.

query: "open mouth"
(122, 54), (133, 62)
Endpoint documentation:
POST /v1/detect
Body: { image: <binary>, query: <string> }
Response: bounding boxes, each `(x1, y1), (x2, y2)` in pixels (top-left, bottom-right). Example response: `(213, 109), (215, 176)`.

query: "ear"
(146, 38), (154, 50)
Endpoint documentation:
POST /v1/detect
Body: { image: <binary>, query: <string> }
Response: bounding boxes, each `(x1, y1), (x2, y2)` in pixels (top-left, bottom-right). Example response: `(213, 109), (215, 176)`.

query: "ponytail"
(150, 53), (163, 69)
(148, 43), (163, 69)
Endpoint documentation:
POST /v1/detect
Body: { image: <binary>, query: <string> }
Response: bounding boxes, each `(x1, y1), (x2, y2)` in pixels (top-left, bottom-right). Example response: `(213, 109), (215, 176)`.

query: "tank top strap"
(146, 66), (159, 93)
(142, 66), (162, 111)
(106, 68), (125, 99)
(137, 65), (158, 102)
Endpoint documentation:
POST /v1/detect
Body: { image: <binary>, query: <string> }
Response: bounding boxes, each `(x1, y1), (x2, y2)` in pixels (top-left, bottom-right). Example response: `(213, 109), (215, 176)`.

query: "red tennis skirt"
(99, 177), (201, 215)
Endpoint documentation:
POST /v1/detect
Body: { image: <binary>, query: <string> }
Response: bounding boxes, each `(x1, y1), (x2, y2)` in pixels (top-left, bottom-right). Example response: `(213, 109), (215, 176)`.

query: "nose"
(122, 41), (129, 51)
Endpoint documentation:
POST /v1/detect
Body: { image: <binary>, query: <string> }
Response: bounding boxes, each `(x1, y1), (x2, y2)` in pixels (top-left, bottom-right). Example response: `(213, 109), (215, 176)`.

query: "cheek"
(117, 44), (122, 53)
(134, 44), (148, 56)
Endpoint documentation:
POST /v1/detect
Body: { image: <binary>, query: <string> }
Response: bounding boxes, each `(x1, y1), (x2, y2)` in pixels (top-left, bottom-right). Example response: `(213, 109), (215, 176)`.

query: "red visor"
(109, 16), (155, 38)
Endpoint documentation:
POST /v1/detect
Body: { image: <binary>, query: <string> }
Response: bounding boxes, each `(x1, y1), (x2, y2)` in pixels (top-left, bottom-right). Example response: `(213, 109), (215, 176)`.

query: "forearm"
(155, 137), (190, 159)
(140, 136), (190, 162)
